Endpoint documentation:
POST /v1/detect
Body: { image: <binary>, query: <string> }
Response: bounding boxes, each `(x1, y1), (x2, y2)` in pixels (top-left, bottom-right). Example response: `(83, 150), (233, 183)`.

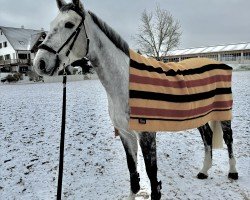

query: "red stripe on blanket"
(130, 74), (231, 88)
(130, 100), (233, 118)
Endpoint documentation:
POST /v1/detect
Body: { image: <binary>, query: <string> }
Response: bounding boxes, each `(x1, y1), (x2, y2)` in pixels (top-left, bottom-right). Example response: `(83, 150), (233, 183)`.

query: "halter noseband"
(38, 9), (89, 75)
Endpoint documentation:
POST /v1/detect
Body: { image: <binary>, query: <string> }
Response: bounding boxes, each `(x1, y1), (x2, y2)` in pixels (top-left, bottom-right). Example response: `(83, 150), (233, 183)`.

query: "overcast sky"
(0, 0), (249, 49)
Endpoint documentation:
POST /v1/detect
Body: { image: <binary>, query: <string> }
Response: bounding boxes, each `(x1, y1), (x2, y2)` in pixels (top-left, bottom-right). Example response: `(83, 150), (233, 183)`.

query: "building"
(164, 42), (250, 68)
(0, 26), (47, 73)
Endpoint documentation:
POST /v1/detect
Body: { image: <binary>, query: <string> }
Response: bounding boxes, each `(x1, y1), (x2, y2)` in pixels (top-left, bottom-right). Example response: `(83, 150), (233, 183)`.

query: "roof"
(167, 42), (250, 56)
(0, 26), (46, 51)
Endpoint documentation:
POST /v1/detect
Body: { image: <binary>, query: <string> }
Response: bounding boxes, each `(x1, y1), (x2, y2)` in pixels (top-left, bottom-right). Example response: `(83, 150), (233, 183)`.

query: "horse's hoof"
(197, 173), (208, 179)
(151, 181), (162, 200)
(131, 173), (140, 194)
(228, 173), (238, 180)
(151, 192), (161, 200)
(131, 185), (140, 195)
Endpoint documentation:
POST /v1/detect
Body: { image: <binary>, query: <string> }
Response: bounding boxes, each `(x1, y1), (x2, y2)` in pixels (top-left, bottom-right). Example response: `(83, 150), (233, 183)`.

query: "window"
(243, 52), (250, 60)
(4, 54), (10, 60)
(180, 56), (198, 61)
(3, 41), (7, 47)
(19, 41), (25, 45)
(164, 57), (180, 63)
(0, 31), (2, 35)
(0, 55), (3, 60)
(0, 43), (2, 49)
(18, 54), (28, 59)
(221, 53), (241, 61)
(200, 54), (218, 60)
(19, 66), (29, 72)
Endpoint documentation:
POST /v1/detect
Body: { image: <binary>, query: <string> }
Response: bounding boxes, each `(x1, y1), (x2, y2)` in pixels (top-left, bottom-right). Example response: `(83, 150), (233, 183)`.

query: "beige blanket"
(129, 50), (233, 132)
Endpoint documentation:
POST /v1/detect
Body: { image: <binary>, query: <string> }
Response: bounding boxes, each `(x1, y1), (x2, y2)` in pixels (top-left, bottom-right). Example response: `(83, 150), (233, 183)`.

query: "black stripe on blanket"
(130, 88), (232, 102)
(131, 108), (232, 122)
(130, 60), (232, 76)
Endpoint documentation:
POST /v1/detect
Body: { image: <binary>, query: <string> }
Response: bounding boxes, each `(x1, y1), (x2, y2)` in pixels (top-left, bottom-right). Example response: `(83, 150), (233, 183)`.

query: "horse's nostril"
(39, 60), (46, 71)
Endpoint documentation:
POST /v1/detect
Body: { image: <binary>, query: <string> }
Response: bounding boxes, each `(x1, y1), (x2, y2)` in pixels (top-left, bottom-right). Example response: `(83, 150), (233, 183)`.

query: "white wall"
(0, 30), (16, 59)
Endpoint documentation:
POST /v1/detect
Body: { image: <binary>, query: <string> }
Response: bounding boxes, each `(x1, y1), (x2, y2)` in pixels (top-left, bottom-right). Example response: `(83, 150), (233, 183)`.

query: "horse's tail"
(209, 121), (224, 149)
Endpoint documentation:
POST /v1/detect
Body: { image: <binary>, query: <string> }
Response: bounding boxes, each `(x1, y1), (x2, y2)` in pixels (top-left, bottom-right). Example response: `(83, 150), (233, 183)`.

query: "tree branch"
(135, 5), (182, 60)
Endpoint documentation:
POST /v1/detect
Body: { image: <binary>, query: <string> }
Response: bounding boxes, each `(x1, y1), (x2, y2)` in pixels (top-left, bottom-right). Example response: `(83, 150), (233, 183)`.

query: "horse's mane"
(88, 11), (130, 56)
(60, 4), (130, 56)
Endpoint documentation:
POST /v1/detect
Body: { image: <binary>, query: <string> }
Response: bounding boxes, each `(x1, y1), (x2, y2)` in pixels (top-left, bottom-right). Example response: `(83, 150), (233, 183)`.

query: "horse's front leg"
(197, 123), (213, 179)
(139, 132), (162, 200)
(119, 129), (140, 199)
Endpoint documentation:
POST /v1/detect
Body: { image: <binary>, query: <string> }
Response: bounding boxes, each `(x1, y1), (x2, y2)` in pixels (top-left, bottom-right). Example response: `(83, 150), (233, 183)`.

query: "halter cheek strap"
(39, 19), (86, 56)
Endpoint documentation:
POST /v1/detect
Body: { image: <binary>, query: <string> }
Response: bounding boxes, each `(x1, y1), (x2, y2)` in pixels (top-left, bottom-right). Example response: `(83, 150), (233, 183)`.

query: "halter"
(38, 9), (89, 75)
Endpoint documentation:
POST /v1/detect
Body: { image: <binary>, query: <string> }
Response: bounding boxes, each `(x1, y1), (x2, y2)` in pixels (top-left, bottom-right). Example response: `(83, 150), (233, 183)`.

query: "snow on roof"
(167, 42), (250, 56)
(0, 26), (46, 51)
(245, 43), (250, 49)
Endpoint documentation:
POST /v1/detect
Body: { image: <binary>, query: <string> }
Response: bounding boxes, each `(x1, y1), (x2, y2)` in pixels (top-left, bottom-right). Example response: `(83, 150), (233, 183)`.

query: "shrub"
(5, 73), (22, 82)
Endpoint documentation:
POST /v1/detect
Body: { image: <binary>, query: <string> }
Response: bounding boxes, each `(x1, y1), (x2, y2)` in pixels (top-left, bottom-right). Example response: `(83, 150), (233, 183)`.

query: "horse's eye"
(65, 22), (75, 29)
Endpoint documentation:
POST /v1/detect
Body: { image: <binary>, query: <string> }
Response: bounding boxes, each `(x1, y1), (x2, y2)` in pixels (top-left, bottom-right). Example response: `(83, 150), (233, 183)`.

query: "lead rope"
(57, 65), (67, 200)
(54, 13), (87, 200)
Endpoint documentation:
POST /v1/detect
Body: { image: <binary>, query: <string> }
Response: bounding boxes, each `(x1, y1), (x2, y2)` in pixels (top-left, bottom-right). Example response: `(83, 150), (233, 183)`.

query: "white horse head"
(34, 0), (88, 76)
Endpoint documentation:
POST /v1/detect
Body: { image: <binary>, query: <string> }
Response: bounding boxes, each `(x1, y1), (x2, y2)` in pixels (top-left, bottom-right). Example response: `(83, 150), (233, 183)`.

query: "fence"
(0, 59), (33, 66)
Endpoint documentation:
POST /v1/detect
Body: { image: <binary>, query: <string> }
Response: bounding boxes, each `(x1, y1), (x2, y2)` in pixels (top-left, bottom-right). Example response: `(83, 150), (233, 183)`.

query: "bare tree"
(135, 6), (181, 60)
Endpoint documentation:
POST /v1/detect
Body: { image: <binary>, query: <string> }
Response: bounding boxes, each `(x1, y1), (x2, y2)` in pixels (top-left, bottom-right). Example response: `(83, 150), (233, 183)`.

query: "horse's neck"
(85, 14), (130, 100)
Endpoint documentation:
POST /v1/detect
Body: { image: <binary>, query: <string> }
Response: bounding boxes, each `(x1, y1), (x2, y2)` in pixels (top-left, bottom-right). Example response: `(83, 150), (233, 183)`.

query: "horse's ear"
(72, 0), (84, 10)
(56, 0), (66, 9)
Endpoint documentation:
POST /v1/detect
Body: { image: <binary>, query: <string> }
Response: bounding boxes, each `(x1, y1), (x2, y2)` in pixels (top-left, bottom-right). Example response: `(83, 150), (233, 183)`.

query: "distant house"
(0, 26), (47, 73)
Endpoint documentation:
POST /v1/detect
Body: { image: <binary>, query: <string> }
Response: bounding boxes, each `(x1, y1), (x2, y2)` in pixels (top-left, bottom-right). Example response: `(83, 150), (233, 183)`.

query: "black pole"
(57, 74), (67, 200)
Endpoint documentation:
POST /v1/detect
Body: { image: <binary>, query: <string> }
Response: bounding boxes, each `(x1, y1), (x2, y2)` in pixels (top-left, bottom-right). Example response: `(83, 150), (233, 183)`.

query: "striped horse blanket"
(128, 50), (233, 132)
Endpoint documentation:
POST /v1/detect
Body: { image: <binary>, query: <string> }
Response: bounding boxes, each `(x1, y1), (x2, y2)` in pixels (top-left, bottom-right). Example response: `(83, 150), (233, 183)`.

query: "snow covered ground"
(0, 71), (249, 200)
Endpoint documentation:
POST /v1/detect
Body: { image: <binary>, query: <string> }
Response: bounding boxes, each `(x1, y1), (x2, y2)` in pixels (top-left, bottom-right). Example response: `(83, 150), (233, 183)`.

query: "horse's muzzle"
(35, 58), (56, 76)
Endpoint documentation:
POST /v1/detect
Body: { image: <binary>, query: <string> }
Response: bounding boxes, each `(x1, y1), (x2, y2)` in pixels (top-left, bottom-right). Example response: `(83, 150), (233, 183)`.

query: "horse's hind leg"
(197, 123), (213, 179)
(139, 132), (161, 200)
(221, 120), (238, 180)
(119, 130), (140, 198)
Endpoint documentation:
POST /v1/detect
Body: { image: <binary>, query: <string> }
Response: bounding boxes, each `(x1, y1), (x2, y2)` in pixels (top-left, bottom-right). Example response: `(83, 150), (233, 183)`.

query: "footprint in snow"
(136, 189), (150, 199)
